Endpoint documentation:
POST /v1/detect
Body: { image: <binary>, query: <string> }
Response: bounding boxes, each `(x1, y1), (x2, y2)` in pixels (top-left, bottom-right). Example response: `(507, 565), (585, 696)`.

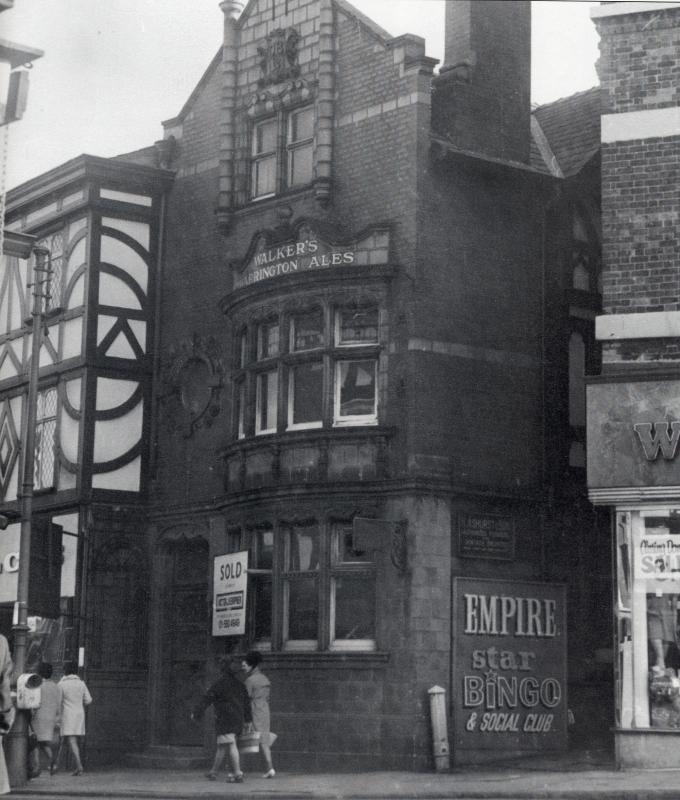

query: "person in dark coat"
(191, 657), (252, 783)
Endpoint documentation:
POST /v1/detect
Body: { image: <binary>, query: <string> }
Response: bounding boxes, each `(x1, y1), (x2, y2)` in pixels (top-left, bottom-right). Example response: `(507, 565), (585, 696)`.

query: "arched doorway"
(158, 536), (209, 746)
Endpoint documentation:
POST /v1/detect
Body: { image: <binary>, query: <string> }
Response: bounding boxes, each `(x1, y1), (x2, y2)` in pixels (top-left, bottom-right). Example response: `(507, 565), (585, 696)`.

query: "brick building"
(586, 1), (680, 770)
(0, 0), (633, 770)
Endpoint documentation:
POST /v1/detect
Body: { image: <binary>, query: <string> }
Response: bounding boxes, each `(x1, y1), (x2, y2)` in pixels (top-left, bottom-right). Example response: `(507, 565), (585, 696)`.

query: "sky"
(1, 1), (600, 190)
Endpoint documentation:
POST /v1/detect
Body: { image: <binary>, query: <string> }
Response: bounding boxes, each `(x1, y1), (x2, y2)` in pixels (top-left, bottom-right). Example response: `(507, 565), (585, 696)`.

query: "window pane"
(253, 154), (277, 197)
(290, 107), (314, 143)
(290, 362), (323, 426)
(239, 331), (248, 367)
(254, 119), (278, 154)
(35, 388), (57, 490)
(236, 382), (245, 439)
(258, 321), (279, 360)
(338, 360), (376, 418)
(288, 143), (313, 187)
(334, 574), (375, 640)
(286, 525), (319, 571)
(253, 576), (272, 642)
(338, 307), (379, 345)
(291, 310), (324, 351)
(335, 524), (371, 564)
(256, 371), (278, 433)
(254, 529), (274, 570)
(287, 576), (318, 639)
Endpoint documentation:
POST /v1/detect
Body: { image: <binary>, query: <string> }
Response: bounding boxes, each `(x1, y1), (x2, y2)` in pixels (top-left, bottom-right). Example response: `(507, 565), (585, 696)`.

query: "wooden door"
(165, 539), (209, 746)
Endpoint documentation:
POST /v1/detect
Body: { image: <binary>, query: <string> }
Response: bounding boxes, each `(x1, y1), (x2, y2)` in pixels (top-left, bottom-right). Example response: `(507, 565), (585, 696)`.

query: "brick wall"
(594, 6), (680, 363)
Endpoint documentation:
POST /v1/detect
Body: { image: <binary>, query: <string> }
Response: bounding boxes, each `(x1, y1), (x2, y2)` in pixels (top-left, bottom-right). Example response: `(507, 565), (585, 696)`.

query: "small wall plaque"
(457, 512), (515, 560)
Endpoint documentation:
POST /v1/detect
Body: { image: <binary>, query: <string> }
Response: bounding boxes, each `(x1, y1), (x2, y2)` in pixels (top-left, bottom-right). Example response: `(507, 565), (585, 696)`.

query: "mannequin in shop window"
(647, 557), (679, 677)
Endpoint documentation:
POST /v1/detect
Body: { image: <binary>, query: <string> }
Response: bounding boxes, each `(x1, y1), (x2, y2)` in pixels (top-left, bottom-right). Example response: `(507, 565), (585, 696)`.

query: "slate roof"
(532, 87), (602, 178)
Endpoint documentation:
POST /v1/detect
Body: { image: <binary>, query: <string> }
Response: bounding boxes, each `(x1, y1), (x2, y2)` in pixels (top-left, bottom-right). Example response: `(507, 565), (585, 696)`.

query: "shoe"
(263, 768), (276, 778)
(206, 772), (217, 781)
(228, 772), (244, 783)
(72, 768), (83, 776)
(49, 764), (57, 776)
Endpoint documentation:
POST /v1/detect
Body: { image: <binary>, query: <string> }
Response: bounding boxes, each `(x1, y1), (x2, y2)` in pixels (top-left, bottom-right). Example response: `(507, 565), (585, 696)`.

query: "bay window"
(243, 517), (377, 653)
(233, 302), (382, 439)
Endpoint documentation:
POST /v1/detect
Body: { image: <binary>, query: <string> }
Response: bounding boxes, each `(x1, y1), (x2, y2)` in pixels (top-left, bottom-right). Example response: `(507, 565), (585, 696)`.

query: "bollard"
(428, 685), (450, 772)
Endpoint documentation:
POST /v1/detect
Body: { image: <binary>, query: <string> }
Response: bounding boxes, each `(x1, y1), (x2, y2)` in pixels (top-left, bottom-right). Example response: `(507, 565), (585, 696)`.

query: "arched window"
(89, 540), (148, 669)
(569, 332), (586, 428)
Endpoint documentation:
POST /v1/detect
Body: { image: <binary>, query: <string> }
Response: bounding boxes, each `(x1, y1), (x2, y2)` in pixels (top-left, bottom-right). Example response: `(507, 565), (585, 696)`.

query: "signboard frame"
(212, 551), (249, 637)
(452, 577), (568, 757)
(457, 512), (515, 561)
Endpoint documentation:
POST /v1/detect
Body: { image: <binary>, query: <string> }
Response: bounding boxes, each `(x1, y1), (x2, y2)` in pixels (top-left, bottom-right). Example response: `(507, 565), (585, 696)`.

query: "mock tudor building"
(1, 0), (657, 771)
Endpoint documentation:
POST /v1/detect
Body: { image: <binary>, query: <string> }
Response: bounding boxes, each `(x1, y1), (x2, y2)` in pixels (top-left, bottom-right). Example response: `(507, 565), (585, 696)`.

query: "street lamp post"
(5, 246), (51, 787)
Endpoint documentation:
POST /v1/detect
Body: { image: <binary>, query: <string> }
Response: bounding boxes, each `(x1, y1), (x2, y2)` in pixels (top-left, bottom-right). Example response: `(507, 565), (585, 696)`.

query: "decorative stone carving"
(246, 78), (314, 119)
(163, 335), (225, 437)
(257, 27), (300, 87)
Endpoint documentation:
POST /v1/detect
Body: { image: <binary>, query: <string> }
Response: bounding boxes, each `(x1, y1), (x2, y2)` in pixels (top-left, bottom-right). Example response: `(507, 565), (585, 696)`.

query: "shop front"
(588, 376), (680, 767)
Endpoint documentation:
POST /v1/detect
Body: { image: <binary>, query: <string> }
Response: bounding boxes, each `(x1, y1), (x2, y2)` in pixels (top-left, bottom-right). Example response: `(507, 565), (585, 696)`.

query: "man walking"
(192, 657), (252, 783)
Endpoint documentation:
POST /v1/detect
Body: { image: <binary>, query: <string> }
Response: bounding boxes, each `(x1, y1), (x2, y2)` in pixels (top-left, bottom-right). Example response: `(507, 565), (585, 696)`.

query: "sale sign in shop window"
(453, 578), (567, 753)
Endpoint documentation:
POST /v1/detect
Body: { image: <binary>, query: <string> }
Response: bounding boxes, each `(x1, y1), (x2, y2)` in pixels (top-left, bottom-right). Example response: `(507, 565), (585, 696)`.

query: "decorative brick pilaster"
(216, 0), (244, 235)
(314, 0), (335, 207)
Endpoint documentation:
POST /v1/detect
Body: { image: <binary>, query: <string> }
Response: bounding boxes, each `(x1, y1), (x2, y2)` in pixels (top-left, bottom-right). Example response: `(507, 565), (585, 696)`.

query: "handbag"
(236, 729), (261, 753)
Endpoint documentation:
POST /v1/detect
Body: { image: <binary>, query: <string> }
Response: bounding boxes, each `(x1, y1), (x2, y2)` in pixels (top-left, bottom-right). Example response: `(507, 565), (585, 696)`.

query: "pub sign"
(452, 578), (567, 754)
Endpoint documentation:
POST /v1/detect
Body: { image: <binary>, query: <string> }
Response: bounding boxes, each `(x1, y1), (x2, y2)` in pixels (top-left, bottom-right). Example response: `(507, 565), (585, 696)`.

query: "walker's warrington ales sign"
(453, 578), (567, 754)
(232, 224), (390, 289)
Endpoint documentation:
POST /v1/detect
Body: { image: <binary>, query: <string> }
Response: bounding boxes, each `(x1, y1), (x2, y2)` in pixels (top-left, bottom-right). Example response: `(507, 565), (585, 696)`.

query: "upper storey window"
(252, 119), (278, 199)
(250, 106), (314, 200)
(287, 107), (314, 189)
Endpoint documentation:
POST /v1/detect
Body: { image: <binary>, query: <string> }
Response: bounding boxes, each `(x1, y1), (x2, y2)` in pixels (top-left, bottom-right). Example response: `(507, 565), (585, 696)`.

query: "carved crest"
(162, 335), (225, 437)
(257, 27), (300, 87)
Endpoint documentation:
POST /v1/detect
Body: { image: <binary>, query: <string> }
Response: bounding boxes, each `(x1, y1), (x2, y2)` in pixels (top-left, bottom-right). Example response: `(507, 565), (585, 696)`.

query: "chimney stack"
(432, 0), (532, 164)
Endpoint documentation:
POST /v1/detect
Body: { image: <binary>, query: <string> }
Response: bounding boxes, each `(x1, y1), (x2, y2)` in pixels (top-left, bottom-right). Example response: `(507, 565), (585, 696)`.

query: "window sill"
(259, 651), (390, 670)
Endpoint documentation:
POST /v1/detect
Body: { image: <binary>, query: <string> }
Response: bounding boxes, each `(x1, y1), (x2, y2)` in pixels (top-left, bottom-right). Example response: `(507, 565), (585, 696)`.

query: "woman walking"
(241, 651), (275, 778)
(31, 662), (61, 774)
(59, 661), (92, 775)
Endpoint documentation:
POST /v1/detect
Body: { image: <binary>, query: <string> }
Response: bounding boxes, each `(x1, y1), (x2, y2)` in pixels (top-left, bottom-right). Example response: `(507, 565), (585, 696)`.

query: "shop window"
(255, 370), (278, 435)
(251, 106), (314, 200)
(287, 362), (323, 430)
(616, 510), (680, 729)
(246, 518), (376, 653)
(35, 388), (58, 491)
(334, 360), (377, 426)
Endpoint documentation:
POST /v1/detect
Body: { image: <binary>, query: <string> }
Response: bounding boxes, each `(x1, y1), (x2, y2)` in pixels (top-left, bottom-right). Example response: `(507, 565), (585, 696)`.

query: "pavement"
(9, 750), (680, 800)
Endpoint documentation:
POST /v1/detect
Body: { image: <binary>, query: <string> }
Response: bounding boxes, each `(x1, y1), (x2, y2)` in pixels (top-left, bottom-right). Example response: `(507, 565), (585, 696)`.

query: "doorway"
(162, 537), (209, 746)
